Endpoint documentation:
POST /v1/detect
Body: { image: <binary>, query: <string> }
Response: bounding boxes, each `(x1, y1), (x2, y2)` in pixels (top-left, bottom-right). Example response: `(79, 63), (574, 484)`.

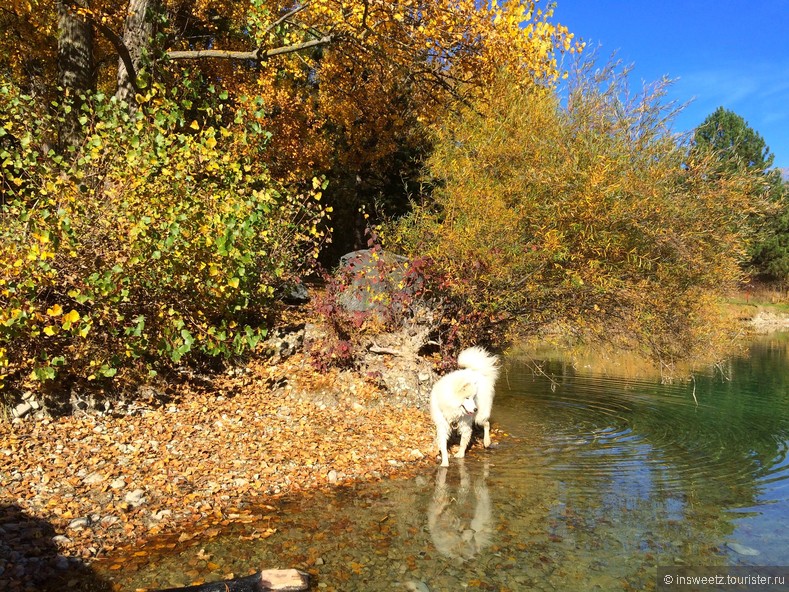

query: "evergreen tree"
(694, 106), (775, 172)
(693, 107), (788, 280)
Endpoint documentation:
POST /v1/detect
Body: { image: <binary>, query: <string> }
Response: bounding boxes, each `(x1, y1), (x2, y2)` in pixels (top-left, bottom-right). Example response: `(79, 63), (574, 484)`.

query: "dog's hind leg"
(455, 421), (473, 458)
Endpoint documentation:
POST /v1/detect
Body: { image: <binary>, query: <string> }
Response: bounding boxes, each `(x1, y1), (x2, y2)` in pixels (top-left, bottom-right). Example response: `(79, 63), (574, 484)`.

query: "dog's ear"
(458, 381), (476, 398)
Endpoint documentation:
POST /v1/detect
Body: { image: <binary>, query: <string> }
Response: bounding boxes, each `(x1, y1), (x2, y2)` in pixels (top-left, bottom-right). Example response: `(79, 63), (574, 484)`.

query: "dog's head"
(455, 379), (478, 416)
(461, 396), (477, 416)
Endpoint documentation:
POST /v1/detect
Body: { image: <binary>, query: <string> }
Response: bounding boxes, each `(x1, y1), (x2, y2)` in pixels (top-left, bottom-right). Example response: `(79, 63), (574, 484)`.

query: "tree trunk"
(56, 0), (95, 150)
(117, 0), (157, 107)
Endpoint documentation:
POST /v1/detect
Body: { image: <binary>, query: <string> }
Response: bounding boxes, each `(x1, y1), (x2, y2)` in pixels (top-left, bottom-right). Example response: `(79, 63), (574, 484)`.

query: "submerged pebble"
(726, 542), (760, 556)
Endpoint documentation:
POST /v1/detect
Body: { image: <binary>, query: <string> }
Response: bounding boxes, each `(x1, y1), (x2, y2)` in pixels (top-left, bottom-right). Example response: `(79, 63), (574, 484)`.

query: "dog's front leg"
(455, 421), (473, 458)
(436, 424), (450, 467)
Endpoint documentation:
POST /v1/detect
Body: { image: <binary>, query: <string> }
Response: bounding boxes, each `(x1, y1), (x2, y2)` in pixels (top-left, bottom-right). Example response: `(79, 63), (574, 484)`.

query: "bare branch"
(265, 35), (334, 57)
(369, 344), (404, 356)
(93, 19), (142, 95)
(166, 35), (333, 62)
(261, 2), (312, 37)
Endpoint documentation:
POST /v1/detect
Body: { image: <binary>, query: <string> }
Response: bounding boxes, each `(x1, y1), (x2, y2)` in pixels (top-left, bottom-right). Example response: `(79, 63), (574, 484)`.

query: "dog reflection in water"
(427, 460), (492, 562)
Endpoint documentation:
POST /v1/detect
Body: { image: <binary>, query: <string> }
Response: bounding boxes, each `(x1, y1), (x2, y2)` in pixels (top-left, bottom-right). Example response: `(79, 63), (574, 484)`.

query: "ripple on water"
(494, 363), (789, 504)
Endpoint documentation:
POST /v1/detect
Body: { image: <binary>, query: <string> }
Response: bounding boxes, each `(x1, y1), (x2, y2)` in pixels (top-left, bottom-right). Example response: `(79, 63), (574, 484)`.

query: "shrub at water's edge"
(390, 62), (770, 367)
(0, 81), (329, 409)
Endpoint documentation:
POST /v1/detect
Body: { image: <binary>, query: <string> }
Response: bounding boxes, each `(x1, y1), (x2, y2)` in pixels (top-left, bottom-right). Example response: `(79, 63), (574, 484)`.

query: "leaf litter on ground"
(0, 351), (437, 590)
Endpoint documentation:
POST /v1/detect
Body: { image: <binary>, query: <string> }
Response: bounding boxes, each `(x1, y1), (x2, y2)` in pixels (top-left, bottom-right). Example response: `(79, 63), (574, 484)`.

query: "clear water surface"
(94, 336), (789, 591)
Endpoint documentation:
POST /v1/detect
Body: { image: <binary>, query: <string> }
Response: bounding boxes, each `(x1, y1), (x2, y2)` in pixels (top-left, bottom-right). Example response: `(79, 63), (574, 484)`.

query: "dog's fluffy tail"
(457, 346), (500, 384)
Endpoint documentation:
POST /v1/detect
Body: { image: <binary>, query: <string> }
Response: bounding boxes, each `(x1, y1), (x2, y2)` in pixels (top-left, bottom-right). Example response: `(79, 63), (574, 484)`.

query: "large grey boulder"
(336, 249), (422, 320)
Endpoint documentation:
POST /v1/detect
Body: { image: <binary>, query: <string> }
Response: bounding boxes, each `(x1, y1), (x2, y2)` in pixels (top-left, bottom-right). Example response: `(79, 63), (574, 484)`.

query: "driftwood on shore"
(156, 568), (309, 592)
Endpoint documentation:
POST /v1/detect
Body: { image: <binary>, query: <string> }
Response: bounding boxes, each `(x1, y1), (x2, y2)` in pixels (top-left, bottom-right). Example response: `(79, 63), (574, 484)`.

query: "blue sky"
(550, 0), (789, 172)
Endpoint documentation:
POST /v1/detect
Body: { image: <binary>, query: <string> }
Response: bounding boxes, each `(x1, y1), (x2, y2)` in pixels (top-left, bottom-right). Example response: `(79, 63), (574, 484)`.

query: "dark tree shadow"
(0, 504), (110, 592)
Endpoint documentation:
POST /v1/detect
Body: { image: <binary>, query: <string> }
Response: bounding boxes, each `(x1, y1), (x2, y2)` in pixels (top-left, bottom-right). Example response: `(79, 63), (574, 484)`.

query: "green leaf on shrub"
(33, 366), (56, 381)
(180, 329), (194, 346)
(100, 365), (117, 377)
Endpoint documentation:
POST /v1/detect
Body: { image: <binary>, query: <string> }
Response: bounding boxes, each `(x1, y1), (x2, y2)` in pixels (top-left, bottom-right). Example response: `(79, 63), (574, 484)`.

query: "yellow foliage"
(153, 1), (581, 181)
(0, 81), (330, 399)
(392, 64), (766, 361)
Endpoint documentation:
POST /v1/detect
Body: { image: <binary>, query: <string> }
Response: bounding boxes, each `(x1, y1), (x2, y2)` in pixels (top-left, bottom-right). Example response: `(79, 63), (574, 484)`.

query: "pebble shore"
(0, 353), (436, 591)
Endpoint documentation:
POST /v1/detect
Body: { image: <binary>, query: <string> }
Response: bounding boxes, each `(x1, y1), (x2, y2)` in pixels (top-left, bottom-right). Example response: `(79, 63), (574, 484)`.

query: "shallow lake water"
(95, 336), (789, 591)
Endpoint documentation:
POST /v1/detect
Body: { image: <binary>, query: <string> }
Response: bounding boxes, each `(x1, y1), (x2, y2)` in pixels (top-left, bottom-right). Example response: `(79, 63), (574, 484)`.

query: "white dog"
(430, 346), (500, 467)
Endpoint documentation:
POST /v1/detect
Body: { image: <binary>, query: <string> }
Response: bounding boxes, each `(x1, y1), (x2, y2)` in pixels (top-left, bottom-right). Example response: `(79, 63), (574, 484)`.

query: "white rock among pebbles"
(124, 488), (147, 506)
